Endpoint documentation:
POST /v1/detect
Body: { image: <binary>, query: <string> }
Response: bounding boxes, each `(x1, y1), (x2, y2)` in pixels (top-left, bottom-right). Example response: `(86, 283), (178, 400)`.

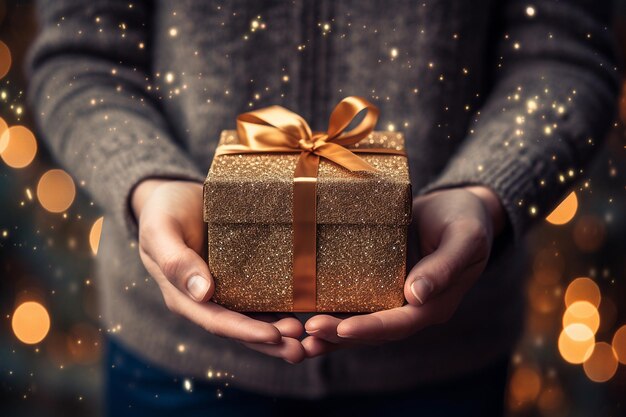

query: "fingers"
(160, 283), (283, 344)
(140, 219), (213, 303)
(243, 337), (306, 364)
(250, 314), (305, 339)
(242, 315), (305, 363)
(405, 220), (489, 306)
(305, 315), (345, 343)
(302, 336), (344, 357)
(335, 306), (425, 341)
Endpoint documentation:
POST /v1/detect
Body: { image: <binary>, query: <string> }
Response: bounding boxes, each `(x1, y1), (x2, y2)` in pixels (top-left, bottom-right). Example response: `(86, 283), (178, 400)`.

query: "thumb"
(141, 219), (214, 303)
(404, 222), (486, 306)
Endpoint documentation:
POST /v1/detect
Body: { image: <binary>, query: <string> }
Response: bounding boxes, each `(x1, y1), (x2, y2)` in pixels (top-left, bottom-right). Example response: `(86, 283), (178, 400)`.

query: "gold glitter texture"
(204, 131), (411, 312)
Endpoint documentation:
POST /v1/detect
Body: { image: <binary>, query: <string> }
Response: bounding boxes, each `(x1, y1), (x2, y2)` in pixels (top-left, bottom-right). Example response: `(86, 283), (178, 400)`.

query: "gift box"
(203, 97), (411, 312)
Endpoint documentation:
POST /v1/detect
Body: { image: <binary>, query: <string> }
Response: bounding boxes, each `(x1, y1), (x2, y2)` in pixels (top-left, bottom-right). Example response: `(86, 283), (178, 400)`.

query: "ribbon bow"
(215, 96), (404, 311)
(215, 96), (382, 175)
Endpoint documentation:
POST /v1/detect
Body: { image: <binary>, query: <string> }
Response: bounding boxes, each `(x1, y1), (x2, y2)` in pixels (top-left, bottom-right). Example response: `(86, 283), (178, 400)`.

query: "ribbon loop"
(234, 96), (380, 172)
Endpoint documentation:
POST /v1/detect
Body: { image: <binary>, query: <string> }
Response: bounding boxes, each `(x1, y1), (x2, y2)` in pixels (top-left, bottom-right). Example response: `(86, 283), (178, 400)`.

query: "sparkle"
(183, 379), (192, 392)
(165, 72), (175, 83)
(513, 42), (521, 50)
(390, 48), (398, 59)
(177, 344), (186, 353)
(169, 27), (178, 37)
(526, 6), (536, 17)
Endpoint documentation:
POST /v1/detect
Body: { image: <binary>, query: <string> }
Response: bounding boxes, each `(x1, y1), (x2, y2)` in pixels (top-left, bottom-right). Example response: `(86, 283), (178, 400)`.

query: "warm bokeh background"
(1, 1), (625, 416)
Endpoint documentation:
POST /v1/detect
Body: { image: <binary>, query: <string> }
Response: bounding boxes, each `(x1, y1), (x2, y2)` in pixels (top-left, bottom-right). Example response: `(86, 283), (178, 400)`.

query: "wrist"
(131, 178), (170, 219)
(464, 186), (506, 237)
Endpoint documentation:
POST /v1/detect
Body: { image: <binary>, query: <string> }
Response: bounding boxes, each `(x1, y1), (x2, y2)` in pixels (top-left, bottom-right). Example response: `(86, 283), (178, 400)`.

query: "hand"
(132, 179), (305, 363)
(302, 186), (505, 357)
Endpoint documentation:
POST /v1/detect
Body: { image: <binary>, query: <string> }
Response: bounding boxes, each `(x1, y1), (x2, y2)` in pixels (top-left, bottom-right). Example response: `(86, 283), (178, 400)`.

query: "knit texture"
(27, 0), (618, 397)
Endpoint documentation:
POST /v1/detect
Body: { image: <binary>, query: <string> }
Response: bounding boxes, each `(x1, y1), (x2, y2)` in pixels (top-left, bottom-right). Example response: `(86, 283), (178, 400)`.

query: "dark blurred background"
(1, 1), (625, 416)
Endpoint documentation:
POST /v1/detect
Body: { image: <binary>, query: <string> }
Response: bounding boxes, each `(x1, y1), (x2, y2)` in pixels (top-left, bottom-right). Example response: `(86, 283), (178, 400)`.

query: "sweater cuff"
(85, 127), (205, 237)
(419, 128), (558, 243)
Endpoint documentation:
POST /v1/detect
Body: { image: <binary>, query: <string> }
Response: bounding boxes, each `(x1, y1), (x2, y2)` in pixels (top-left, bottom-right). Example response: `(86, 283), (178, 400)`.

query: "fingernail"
(337, 333), (355, 339)
(306, 328), (320, 335)
(285, 359), (296, 365)
(187, 275), (210, 301)
(411, 278), (433, 305)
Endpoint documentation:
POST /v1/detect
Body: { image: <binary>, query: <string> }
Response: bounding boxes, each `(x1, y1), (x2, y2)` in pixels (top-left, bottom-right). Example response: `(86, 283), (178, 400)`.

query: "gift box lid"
(203, 130), (412, 225)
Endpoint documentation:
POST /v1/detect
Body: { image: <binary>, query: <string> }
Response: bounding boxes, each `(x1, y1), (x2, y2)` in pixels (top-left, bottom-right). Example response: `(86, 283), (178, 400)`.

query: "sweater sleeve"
(27, 0), (205, 235)
(422, 0), (619, 241)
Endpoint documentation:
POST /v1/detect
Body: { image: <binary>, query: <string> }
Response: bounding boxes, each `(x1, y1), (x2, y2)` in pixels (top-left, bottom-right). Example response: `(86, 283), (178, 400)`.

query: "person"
(27, 0), (618, 416)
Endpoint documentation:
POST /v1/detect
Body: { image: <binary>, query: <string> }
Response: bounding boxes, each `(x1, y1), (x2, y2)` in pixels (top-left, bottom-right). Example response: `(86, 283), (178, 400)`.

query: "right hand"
(132, 178), (305, 363)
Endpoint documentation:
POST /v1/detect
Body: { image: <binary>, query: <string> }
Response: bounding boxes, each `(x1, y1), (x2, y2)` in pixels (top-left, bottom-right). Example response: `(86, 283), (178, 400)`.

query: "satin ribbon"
(215, 96), (405, 311)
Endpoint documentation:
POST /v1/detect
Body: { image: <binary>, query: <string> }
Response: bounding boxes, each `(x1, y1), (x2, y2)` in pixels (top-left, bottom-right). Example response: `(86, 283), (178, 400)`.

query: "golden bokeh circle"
(11, 301), (51, 345)
(562, 301), (600, 334)
(0, 117), (8, 153)
(564, 277), (600, 308)
(583, 342), (618, 383)
(37, 169), (76, 213)
(612, 325), (626, 365)
(0, 125), (38, 168)
(0, 40), (11, 79)
(558, 323), (595, 364)
(89, 217), (104, 255)
(546, 191), (578, 225)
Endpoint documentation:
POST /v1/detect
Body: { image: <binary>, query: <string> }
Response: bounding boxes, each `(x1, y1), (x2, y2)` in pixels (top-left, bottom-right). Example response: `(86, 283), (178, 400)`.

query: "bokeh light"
(0, 125), (38, 168)
(558, 323), (595, 364)
(612, 325), (626, 364)
(89, 217), (104, 255)
(583, 342), (618, 383)
(0, 40), (11, 79)
(509, 366), (542, 406)
(36, 169), (76, 213)
(564, 277), (601, 308)
(537, 382), (566, 417)
(546, 191), (578, 225)
(11, 301), (51, 345)
(528, 280), (562, 314)
(563, 301), (600, 334)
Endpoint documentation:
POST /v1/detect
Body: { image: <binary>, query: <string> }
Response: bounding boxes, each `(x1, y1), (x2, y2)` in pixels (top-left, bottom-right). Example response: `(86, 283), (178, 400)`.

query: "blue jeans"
(105, 338), (509, 417)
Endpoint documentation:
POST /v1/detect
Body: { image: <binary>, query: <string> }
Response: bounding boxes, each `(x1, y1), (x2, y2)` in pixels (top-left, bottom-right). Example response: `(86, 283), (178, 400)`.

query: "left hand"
(302, 186), (505, 357)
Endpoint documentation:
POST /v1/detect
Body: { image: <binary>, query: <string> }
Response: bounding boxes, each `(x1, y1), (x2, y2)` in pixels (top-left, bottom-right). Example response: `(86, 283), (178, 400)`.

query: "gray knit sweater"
(27, 0), (618, 397)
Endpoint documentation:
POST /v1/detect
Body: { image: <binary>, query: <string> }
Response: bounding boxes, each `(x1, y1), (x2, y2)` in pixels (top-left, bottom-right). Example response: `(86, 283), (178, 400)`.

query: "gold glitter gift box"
(203, 98), (412, 312)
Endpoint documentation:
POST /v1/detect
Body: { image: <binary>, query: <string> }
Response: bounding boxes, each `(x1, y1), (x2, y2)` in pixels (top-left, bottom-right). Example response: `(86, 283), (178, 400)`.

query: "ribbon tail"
(314, 142), (378, 172)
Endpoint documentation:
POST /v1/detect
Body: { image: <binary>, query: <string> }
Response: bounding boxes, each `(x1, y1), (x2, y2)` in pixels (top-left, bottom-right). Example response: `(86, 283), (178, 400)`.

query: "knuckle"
(160, 252), (183, 281)
(455, 219), (490, 252)
(436, 258), (456, 282)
